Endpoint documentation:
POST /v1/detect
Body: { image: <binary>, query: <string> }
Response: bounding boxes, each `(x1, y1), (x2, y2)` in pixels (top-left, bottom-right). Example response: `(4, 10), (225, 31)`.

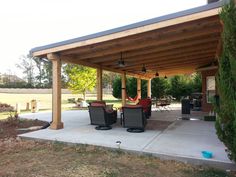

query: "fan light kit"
(155, 71), (159, 77)
(141, 64), (146, 73)
(118, 52), (125, 67)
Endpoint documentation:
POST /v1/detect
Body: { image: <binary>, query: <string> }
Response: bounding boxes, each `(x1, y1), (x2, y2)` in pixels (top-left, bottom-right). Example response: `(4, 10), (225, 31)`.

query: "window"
(206, 76), (215, 103)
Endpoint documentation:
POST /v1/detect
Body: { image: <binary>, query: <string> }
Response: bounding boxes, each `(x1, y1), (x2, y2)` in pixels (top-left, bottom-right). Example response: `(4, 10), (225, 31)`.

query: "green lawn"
(0, 93), (124, 120)
(0, 112), (11, 120)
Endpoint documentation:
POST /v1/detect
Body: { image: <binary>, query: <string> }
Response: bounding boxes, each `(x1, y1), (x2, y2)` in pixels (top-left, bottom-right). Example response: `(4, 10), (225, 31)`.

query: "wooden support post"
(147, 79), (151, 98)
(121, 72), (126, 106)
(97, 67), (103, 101)
(26, 102), (30, 111)
(137, 78), (141, 103)
(16, 103), (21, 114)
(47, 53), (63, 130)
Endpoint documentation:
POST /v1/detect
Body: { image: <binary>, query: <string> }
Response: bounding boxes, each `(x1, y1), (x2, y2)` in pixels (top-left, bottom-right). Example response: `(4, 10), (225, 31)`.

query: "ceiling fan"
(117, 52), (126, 67)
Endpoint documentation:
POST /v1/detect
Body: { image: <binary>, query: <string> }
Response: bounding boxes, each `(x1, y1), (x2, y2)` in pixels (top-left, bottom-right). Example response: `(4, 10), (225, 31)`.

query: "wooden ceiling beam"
(33, 8), (221, 57)
(128, 58), (213, 72)
(133, 63), (207, 76)
(124, 56), (214, 71)
(61, 25), (221, 61)
(89, 35), (219, 64)
(112, 49), (216, 70)
(61, 17), (220, 56)
(103, 43), (217, 66)
(60, 56), (151, 80)
(134, 68), (196, 78)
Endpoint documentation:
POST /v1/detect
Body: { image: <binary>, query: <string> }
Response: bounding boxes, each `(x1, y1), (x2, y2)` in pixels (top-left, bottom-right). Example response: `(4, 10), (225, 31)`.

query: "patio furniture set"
(88, 98), (151, 133)
(152, 96), (175, 112)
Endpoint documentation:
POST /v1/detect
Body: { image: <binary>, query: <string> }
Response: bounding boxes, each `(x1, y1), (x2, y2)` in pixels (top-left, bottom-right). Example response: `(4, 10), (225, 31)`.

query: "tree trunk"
(83, 92), (86, 101)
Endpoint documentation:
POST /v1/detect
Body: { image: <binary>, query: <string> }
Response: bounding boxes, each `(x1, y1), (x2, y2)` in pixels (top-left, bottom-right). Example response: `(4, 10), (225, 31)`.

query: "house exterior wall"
(201, 69), (218, 112)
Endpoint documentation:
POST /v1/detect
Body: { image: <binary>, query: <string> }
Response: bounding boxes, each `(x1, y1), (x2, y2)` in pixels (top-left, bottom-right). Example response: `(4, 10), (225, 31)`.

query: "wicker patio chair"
(121, 105), (147, 133)
(88, 103), (117, 130)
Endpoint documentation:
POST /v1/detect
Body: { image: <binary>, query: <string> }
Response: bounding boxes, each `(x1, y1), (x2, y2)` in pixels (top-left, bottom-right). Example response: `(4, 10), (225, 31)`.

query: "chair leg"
(127, 128), (144, 133)
(95, 125), (112, 130)
(120, 112), (124, 125)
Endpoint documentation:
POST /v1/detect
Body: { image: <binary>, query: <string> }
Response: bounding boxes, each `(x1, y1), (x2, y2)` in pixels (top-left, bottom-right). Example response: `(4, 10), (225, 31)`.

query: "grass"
(0, 93), (123, 120)
(0, 112), (11, 120)
(0, 140), (234, 177)
(0, 104), (234, 177)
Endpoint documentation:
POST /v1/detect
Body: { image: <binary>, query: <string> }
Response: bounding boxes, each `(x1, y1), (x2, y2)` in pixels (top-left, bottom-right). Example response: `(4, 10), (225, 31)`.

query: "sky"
(0, 0), (206, 78)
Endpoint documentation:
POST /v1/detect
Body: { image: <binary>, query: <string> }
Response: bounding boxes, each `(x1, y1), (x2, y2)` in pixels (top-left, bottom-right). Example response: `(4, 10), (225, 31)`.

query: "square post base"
(50, 122), (64, 130)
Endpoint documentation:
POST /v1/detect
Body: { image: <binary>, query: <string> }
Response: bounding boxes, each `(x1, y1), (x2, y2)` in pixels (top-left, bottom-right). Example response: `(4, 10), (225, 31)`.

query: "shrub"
(0, 103), (14, 113)
(214, 0), (236, 161)
(151, 77), (168, 99)
(112, 76), (121, 99)
(112, 73), (201, 100)
(67, 98), (76, 103)
(167, 75), (193, 100)
(77, 98), (84, 103)
(112, 76), (148, 99)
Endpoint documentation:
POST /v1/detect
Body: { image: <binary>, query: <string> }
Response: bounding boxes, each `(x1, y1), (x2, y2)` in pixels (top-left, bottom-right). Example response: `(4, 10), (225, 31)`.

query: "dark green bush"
(167, 75), (193, 100)
(112, 76), (122, 99)
(151, 77), (169, 99)
(112, 73), (201, 100)
(0, 103), (14, 113)
(214, 0), (236, 161)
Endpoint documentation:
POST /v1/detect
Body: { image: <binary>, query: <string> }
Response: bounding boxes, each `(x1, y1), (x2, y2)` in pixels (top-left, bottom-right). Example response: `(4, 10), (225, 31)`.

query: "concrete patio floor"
(19, 109), (235, 170)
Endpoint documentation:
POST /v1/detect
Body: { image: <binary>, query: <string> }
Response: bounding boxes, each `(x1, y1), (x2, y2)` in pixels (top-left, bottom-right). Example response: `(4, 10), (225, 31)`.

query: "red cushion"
(138, 99), (151, 112)
(138, 99), (151, 107)
(123, 105), (142, 109)
(90, 102), (105, 107)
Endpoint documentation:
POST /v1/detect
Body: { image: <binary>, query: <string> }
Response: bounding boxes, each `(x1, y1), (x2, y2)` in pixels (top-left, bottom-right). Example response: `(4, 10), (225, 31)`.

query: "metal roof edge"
(30, 0), (226, 55)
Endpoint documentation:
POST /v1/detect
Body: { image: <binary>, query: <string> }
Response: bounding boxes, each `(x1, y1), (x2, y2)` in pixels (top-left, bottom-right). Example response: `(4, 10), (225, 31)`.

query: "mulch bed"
(0, 117), (49, 140)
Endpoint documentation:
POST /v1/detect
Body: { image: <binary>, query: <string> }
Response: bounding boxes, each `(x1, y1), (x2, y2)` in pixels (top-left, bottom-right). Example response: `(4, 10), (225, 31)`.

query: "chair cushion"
(90, 102), (105, 107)
(105, 104), (114, 112)
(138, 99), (151, 112)
(123, 105), (142, 109)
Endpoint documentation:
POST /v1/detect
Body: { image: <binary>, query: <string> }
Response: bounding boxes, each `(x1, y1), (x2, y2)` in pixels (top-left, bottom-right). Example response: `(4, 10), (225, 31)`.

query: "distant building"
(0, 73), (26, 86)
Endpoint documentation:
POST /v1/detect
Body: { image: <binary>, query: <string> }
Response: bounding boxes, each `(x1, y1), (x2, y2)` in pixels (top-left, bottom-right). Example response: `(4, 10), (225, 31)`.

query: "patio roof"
(31, 1), (224, 79)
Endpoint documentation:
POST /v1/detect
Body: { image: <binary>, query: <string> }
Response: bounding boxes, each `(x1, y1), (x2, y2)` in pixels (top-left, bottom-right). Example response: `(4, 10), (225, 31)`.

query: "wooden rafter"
(89, 35), (219, 64)
(32, 8), (221, 57)
(61, 25), (221, 61)
(104, 44), (217, 67)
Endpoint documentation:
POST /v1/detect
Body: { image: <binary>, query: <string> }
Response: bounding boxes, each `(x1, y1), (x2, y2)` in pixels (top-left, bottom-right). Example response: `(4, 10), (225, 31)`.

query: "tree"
(16, 54), (35, 87)
(64, 64), (96, 100)
(112, 76), (148, 99)
(112, 76), (122, 99)
(41, 59), (53, 88)
(191, 73), (202, 93)
(141, 80), (147, 98)
(168, 75), (194, 100)
(102, 71), (119, 88)
(151, 77), (168, 99)
(126, 77), (137, 98)
(112, 73), (202, 100)
(214, 0), (236, 161)
(33, 57), (44, 87)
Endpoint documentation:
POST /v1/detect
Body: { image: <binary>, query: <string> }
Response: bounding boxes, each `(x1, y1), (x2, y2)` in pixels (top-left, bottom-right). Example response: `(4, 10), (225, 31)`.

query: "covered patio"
(25, 0), (236, 169)
(30, 1), (224, 130)
(19, 108), (234, 169)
